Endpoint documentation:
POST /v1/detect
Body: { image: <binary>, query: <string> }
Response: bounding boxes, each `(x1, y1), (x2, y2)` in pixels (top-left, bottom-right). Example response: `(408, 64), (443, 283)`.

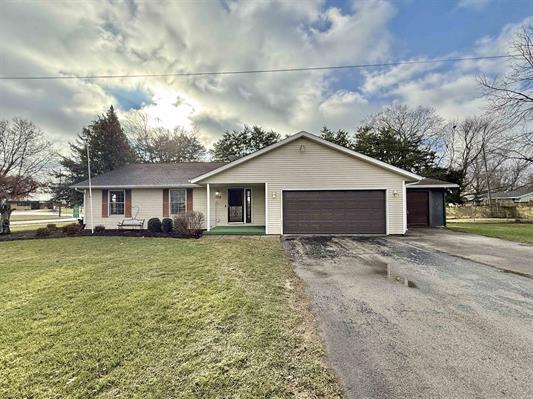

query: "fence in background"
(448, 204), (533, 221)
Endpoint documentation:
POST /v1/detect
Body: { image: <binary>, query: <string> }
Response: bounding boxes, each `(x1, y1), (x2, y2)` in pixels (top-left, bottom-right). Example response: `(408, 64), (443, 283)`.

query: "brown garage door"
(282, 190), (386, 234)
(407, 191), (429, 227)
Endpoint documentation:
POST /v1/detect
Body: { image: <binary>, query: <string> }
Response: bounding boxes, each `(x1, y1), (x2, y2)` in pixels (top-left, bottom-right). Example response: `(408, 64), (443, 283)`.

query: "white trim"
(402, 181), (407, 234)
(72, 183), (201, 189)
(206, 183), (210, 231)
(406, 183), (459, 189)
(108, 189), (126, 216)
(265, 182), (269, 234)
(385, 189), (389, 235)
(280, 188), (390, 235)
(190, 131), (422, 183)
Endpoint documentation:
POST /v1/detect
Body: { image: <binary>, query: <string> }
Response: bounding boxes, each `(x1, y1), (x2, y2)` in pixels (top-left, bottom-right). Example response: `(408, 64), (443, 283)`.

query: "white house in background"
(71, 131), (456, 234)
(485, 183), (533, 205)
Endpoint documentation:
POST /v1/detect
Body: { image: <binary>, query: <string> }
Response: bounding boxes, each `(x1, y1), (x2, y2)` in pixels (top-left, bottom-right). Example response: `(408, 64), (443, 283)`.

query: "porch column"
(265, 182), (268, 234)
(206, 183), (211, 231)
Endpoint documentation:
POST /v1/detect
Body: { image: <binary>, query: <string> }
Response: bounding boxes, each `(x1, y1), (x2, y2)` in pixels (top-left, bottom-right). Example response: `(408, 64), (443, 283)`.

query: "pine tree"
(320, 126), (354, 148)
(57, 106), (136, 203)
(212, 125), (280, 161)
(354, 126), (436, 174)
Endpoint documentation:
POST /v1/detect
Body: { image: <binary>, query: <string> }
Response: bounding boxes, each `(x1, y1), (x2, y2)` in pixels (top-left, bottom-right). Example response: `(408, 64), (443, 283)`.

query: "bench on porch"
(117, 218), (145, 230)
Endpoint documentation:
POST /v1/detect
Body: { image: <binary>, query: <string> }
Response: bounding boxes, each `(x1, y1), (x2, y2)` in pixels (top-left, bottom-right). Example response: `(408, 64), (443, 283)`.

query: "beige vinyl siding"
(199, 137), (407, 235)
(84, 188), (164, 229)
(84, 188), (204, 229)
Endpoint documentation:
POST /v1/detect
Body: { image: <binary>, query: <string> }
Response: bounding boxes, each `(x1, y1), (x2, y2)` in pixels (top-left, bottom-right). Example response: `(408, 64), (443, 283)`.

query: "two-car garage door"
(282, 190), (386, 234)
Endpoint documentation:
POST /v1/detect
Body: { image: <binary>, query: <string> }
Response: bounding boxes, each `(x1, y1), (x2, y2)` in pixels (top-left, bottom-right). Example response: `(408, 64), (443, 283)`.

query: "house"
(485, 183), (533, 205)
(71, 131), (456, 234)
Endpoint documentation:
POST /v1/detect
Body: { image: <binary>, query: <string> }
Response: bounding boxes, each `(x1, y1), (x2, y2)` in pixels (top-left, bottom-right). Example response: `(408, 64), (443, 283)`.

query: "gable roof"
(406, 177), (459, 189)
(71, 162), (226, 189)
(190, 131), (422, 183)
(490, 183), (533, 199)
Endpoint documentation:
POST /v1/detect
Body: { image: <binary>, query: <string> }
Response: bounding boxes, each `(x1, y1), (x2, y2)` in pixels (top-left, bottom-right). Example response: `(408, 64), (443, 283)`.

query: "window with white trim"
(109, 190), (125, 215)
(170, 189), (187, 215)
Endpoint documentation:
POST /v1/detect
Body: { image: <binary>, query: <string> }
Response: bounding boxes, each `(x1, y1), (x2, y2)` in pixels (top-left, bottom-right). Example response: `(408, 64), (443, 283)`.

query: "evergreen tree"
(320, 126), (353, 148)
(354, 126), (436, 174)
(57, 106), (135, 203)
(212, 125), (280, 161)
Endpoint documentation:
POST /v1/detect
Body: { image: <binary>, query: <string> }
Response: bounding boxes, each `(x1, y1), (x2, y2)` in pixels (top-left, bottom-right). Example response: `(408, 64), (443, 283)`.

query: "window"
(109, 190), (125, 215)
(170, 189), (187, 215)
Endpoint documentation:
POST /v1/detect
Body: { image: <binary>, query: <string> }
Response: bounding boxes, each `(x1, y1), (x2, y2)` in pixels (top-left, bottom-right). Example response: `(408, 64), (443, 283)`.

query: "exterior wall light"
(271, 191), (277, 199)
(215, 191), (221, 199)
(393, 190), (399, 197)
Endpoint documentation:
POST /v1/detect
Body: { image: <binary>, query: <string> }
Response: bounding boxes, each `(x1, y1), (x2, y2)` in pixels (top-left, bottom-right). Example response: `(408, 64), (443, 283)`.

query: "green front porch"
(204, 225), (266, 235)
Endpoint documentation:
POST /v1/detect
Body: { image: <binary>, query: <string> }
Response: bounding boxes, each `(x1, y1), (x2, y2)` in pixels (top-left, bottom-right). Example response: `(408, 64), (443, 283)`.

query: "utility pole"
(481, 140), (493, 217)
(87, 143), (94, 234)
(58, 170), (62, 217)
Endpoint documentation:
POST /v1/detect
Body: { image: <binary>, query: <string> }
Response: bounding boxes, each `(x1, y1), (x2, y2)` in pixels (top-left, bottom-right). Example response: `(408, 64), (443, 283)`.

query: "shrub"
(147, 218), (162, 233)
(161, 218), (173, 233)
(173, 211), (205, 237)
(62, 223), (82, 235)
(95, 225), (106, 232)
(46, 224), (57, 231)
(35, 227), (51, 238)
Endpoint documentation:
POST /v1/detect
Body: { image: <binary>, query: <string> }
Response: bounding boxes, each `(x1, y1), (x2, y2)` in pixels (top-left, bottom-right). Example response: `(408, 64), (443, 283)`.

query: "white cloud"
(456, 0), (492, 11)
(0, 0), (531, 154)
(0, 0), (396, 150)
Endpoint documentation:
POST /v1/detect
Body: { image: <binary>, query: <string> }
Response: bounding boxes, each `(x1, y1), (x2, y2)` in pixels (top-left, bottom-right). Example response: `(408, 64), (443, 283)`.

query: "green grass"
(0, 237), (342, 398)
(448, 222), (533, 244)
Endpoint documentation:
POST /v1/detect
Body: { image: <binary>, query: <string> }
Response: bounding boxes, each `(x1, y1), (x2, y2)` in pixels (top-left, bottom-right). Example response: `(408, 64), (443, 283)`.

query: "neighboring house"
(8, 193), (59, 210)
(485, 183), (533, 205)
(71, 131), (456, 234)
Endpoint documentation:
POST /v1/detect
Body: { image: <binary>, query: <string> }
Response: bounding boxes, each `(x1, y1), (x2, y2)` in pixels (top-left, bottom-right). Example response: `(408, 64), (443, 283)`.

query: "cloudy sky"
(1, 0), (532, 152)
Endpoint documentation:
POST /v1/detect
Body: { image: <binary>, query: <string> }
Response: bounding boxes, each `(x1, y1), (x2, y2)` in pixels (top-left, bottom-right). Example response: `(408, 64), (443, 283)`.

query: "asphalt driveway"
(283, 235), (533, 399)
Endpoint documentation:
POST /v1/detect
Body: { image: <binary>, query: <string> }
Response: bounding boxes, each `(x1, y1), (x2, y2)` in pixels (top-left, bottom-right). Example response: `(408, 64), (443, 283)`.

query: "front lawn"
(447, 222), (533, 244)
(0, 237), (342, 398)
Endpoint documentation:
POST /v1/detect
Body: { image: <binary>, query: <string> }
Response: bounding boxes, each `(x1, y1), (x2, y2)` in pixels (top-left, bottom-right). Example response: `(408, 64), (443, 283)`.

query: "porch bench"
(117, 219), (145, 230)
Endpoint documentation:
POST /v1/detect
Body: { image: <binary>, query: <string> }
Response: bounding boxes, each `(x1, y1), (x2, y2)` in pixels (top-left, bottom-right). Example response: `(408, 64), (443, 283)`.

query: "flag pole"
(86, 143), (94, 234)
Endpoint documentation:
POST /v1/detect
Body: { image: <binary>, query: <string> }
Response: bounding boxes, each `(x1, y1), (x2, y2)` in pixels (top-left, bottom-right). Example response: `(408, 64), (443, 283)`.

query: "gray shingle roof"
(407, 178), (458, 188)
(491, 183), (533, 199)
(71, 162), (227, 189)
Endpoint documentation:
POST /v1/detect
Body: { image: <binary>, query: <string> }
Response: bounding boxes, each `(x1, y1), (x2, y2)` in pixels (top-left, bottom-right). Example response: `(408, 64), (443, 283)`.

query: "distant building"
(8, 193), (61, 210)
(482, 183), (533, 205)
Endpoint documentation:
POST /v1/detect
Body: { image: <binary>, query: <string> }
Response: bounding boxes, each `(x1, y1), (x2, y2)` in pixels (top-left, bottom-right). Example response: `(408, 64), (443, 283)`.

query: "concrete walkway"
(395, 228), (533, 278)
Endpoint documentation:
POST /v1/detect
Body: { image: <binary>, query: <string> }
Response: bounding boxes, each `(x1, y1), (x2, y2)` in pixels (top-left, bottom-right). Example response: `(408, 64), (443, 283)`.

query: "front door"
(228, 188), (252, 223)
(228, 188), (244, 222)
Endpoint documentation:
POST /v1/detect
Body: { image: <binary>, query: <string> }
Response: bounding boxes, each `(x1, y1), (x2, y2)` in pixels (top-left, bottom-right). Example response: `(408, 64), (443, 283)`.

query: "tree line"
(2, 26), (533, 233)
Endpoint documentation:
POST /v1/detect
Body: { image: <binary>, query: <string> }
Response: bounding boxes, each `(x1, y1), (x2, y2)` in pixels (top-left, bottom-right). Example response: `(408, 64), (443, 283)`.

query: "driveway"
(398, 228), (533, 278)
(283, 235), (533, 398)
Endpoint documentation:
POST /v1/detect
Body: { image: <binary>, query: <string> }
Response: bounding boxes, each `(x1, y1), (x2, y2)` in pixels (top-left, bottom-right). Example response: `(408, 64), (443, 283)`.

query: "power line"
(0, 54), (517, 81)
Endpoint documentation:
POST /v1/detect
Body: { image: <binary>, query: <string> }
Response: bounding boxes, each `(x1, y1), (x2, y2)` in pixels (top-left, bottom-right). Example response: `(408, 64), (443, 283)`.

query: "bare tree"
(480, 25), (533, 163)
(0, 118), (55, 234)
(442, 116), (506, 203)
(124, 111), (206, 163)
(363, 104), (446, 163)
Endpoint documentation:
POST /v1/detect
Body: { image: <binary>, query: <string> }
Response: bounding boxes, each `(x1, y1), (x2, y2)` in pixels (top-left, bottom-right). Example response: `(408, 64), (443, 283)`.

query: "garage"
(406, 178), (458, 227)
(407, 191), (429, 226)
(282, 190), (386, 234)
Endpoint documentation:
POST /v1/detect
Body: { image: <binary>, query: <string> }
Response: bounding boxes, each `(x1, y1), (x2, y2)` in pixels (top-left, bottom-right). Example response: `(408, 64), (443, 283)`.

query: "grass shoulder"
(447, 222), (533, 244)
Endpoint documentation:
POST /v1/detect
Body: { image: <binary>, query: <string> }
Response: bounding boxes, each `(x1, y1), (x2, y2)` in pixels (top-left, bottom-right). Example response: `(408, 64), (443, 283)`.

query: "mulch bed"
(0, 229), (202, 242)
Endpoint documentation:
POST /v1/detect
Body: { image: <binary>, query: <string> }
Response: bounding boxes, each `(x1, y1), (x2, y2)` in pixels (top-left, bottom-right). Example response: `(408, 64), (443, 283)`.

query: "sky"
(1, 0), (533, 152)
